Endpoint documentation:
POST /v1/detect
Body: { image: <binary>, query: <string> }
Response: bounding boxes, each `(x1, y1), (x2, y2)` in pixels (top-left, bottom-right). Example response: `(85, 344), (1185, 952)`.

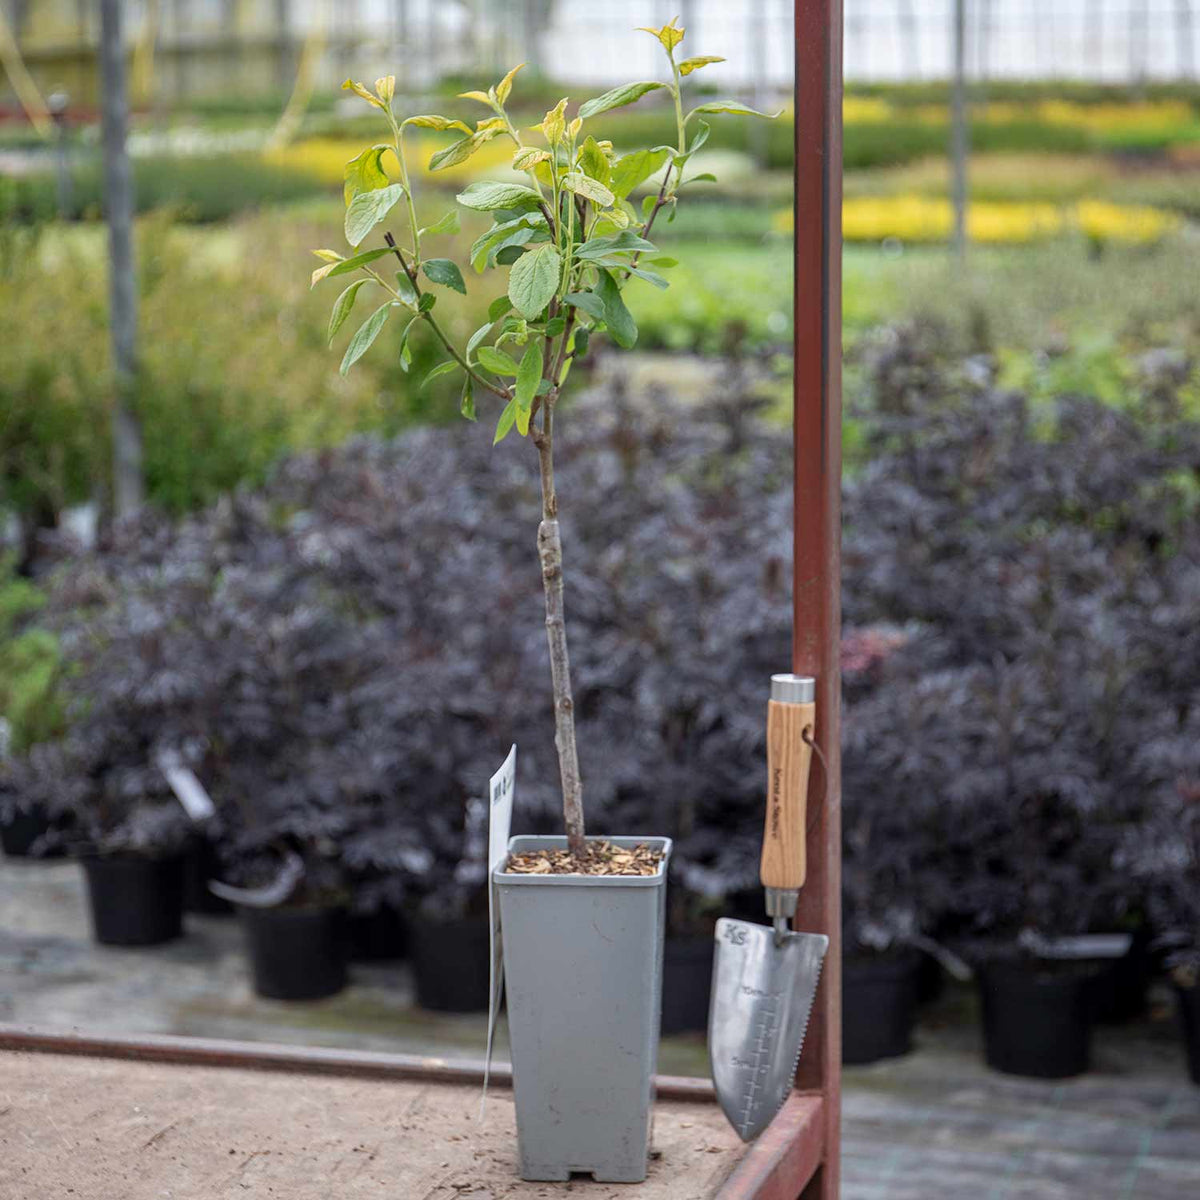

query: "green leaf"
(595, 270), (637, 348)
(317, 246), (393, 285)
(422, 258), (467, 294)
(394, 269), (418, 305)
(573, 326), (591, 358)
(625, 265), (669, 290)
(420, 360), (460, 391)
(419, 210), (460, 237)
(418, 293), (437, 313)
(460, 375), (476, 422)
(687, 120), (711, 156)
(507, 243), (561, 320)
(494, 398), (518, 445)
(687, 100), (782, 121)
(328, 279), (368, 344)
(611, 147), (671, 199)
(514, 342), (543, 434)
(470, 217), (540, 273)
(456, 180), (543, 212)
(495, 245), (526, 266)
(429, 128), (502, 172)
(397, 315), (417, 372)
(681, 172), (718, 186)
(477, 346), (519, 376)
(577, 80), (666, 120)
(466, 321), (494, 359)
(647, 256), (678, 267)
(578, 136), (611, 187)
(488, 295), (514, 322)
(345, 182), (406, 247)
(574, 231), (657, 261)
(339, 302), (393, 375)
(343, 145), (392, 206)
(544, 315), (566, 337)
(403, 114), (472, 134)
(561, 171), (614, 209)
(564, 291), (606, 322)
(678, 55), (725, 76)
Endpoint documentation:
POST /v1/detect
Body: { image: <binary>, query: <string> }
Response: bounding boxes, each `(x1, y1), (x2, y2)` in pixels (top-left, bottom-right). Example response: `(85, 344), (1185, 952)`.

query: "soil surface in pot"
(505, 840), (663, 876)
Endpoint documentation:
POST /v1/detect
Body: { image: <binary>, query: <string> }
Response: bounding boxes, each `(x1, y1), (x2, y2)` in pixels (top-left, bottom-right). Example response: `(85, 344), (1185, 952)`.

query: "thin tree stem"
(532, 413), (585, 857)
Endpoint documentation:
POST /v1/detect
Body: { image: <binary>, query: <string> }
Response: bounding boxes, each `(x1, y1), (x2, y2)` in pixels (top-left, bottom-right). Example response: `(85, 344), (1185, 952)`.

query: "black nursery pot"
(81, 853), (186, 946)
(182, 837), (234, 916)
(842, 950), (921, 1065)
(1086, 931), (1151, 1024)
(661, 934), (715, 1035)
(411, 915), (490, 1012)
(348, 903), (409, 963)
(979, 962), (1092, 1079)
(238, 904), (349, 1001)
(1176, 982), (1200, 1087)
(2, 806), (65, 858)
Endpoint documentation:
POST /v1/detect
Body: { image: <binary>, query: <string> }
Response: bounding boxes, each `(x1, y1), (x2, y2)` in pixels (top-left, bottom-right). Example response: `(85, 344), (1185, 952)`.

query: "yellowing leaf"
(539, 98), (569, 146)
(475, 116), (507, 132)
(374, 75), (396, 103)
(562, 171), (614, 209)
(637, 20), (685, 54)
(429, 127), (502, 171)
(496, 62), (525, 105)
(343, 145), (393, 206)
(312, 248), (343, 263)
(458, 89), (494, 106)
(311, 262), (339, 287)
(403, 114), (472, 134)
(678, 55), (724, 76)
(513, 147), (552, 171)
(568, 117), (582, 139)
(342, 78), (384, 108)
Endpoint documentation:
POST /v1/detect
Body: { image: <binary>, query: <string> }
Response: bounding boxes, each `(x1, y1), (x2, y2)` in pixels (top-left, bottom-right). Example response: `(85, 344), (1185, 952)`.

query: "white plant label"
(480, 743), (516, 1122)
(158, 754), (216, 822)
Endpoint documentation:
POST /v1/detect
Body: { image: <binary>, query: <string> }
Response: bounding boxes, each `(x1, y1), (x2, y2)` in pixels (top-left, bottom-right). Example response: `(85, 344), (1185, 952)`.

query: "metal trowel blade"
(708, 917), (829, 1142)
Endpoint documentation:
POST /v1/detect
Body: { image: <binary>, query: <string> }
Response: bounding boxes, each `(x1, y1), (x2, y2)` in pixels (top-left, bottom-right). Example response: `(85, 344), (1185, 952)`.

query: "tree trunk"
(533, 416), (585, 857)
(99, 0), (145, 519)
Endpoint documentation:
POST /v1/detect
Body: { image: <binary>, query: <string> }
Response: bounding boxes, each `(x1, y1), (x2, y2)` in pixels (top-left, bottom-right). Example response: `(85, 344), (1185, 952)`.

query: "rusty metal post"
(792, 2), (842, 1199)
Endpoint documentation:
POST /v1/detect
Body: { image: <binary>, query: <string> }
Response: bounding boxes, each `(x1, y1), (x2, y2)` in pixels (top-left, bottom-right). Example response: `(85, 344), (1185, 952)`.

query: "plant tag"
(480, 743), (516, 1122)
(157, 752), (216, 822)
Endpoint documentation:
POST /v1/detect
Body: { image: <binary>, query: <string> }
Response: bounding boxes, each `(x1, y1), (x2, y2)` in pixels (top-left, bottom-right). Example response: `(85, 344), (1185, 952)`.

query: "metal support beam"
(99, 0), (144, 519)
(792, 2), (842, 1198)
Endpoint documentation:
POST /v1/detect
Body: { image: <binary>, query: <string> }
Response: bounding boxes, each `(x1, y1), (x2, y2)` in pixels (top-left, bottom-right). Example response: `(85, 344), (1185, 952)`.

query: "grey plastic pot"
(495, 834), (671, 1184)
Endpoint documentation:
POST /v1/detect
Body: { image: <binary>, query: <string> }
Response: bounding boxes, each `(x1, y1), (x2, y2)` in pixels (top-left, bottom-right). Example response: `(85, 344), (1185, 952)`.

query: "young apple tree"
(311, 17), (777, 858)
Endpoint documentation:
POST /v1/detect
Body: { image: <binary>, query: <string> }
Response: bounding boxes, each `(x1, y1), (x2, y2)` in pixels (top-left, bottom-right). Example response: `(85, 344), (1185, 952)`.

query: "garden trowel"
(709, 674), (829, 1142)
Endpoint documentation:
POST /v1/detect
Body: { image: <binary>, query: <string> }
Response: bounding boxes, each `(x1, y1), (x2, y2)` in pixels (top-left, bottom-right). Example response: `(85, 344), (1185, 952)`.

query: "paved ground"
(3, 856), (1199, 1198)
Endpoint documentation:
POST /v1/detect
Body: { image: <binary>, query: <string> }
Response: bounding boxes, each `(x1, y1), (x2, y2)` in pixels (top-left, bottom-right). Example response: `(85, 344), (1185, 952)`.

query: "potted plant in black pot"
(319, 20), (777, 1181)
(19, 740), (193, 946)
(841, 649), (971, 1065)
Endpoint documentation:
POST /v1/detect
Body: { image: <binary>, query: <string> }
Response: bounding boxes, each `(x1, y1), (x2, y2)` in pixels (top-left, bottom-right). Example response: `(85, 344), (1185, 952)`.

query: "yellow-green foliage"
(0, 567), (64, 753)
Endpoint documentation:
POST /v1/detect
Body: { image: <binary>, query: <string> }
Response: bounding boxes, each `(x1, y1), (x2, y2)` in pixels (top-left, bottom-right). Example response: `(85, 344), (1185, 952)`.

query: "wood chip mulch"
(504, 841), (664, 877)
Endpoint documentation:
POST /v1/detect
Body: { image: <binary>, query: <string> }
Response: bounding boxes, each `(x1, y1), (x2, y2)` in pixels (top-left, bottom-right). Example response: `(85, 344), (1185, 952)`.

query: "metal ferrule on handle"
(761, 674), (817, 942)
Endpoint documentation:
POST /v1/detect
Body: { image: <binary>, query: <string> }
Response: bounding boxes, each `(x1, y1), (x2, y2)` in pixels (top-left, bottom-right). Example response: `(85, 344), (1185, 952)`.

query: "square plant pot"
(495, 834), (671, 1183)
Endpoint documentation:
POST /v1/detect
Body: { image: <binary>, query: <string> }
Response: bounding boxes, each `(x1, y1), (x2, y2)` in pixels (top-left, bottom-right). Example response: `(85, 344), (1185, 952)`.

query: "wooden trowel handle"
(760, 680), (816, 892)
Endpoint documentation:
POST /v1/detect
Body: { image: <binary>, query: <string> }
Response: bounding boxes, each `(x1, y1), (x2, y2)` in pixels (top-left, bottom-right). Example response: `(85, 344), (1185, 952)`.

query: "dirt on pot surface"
(504, 841), (664, 877)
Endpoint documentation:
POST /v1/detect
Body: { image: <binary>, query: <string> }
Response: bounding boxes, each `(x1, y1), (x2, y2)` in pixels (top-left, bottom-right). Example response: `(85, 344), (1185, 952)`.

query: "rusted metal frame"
(714, 1094), (826, 1200)
(0, 1026), (714, 1103)
(792, 2), (843, 1200)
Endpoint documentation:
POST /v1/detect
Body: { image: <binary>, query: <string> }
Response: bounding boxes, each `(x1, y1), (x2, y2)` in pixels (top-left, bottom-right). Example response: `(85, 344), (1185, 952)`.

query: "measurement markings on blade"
(735, 994), (781, 1138)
